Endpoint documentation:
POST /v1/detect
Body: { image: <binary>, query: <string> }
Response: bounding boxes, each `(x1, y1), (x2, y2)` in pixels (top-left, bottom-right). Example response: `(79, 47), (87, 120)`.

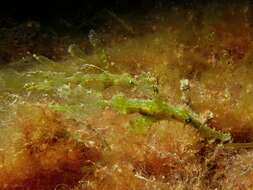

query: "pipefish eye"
(185, 117), (192, 123)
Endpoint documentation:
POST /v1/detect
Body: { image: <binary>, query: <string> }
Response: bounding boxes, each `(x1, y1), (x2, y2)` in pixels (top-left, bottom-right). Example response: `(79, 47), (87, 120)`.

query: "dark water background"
(0, 0), (252, 63)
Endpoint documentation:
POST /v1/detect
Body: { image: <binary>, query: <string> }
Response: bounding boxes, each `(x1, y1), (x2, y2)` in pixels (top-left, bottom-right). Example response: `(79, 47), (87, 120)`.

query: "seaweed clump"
(0, 104), (102, 189)
(2, 4), (253, 189)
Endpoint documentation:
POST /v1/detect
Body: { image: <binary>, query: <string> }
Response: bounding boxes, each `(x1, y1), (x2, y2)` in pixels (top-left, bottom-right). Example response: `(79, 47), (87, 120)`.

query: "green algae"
(126, 115), (155, 135)
(49, 87), (106, 119)
(0, 49), (247, 145)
